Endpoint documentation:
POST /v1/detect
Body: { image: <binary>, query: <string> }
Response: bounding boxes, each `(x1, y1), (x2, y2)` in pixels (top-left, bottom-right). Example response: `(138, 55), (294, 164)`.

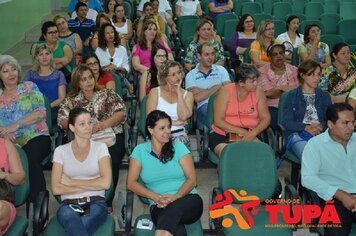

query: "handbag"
(91, 128), (116, 147)
(0, 169), (15, 202)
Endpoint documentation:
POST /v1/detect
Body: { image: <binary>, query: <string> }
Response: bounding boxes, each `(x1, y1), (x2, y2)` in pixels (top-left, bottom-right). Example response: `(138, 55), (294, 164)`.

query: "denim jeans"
(57, 200), (108, 236)
(287, 132), (309, 160)
(197, 104), (208, 127)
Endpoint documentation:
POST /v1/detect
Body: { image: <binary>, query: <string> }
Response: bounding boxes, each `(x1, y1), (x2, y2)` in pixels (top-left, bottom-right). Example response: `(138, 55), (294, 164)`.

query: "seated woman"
(0, 55), (51, 206)
(175, 0), (202, 17)
(146, 61), (194, 148)
(298, 23), (331, 68)
(228, 14), (257, 69)
(54, 15), (83, 65)
(136, 2), (166, 41)
(112, 3), (133, 48)
(282, 60), (332, 160)
(132, 20), (173, 74)
(208, 0), (233, 21)
(32, 21), (74, 83)
(52, 107), (111, 235)
(0, 138), (25, 235)
(277, 15), (304, 50)
(127, 110), (203, 236)
(58, 64), (126, 212)
(90, 13), (112, 51)
(94, 23), (132, 93)
(139, 44), (168, 102)
(184, 18), (225, 71)
(320, 42), (356, 103)
(105, 0), (118, 19)
(250, 19), (278, 68)
(209, 63), (270, 157)
(83, 52), (116, 91)
(24, 43), (67, 123)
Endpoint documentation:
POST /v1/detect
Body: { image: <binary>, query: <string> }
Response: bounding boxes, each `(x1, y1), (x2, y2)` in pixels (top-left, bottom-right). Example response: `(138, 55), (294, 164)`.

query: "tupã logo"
(209, 189), (260, 229)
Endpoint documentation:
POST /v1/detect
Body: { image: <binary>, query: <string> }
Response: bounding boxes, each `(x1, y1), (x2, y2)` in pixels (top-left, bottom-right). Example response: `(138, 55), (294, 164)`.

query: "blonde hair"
(256, 20), (276, 54)
(158, 61), (185, 86)
(32, 44), (55, 72)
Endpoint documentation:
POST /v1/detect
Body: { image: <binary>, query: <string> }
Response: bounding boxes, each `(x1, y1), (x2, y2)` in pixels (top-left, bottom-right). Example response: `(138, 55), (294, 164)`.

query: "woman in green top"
(32, 21), (74, 83)
(127, 110), (203, 236)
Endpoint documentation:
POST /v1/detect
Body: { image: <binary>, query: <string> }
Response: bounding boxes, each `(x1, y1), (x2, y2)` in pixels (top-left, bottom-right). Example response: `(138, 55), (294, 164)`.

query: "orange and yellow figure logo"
(209, 189), (260, 230)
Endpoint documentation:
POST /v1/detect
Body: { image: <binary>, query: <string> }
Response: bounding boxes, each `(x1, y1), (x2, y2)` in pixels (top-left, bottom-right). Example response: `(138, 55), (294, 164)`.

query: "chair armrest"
(33, 190), (49, 235)
(275, 124), (287, 155)
(210, 187), (223, 230)
(125, 190), (134, 233)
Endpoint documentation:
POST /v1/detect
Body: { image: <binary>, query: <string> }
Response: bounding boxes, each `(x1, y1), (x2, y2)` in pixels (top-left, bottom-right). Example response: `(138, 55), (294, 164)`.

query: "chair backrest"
(304, 2), (324, 20)
(273, 20), (286, 37)
(253, 13), (273, 27)
(243, 47), (251, 63)
(291, 48), (300, 67)
(292, 0), (309, 14)
(233, 0), (251, 15)
(139, 95), (148, 138)
(320, 34), (345, 51)
(241, 2), (262, 15)
(179, 18), (199, 48)
(219, 142), (278, 202)
(337, 19), (356, 45)
(206, 93), (218, 129)
(320, 13), (341, 34)
(13, 146), (30, 207)
(324, 0), (339, 14)
(200, 0), (210, 16)
(272, 2), (293, 20)
(222, 19), (238, 48)
(111, 72), (124, 97)
(299, 20), (325, 35)
(177, 15), (199, 32)
(339, 2), (356, 20)
(215, 13), (238, 37)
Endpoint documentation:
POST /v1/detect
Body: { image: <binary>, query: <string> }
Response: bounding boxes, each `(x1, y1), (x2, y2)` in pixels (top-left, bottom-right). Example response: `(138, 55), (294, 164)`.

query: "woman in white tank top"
(146, 61), (194, 148)
(112, 3), (133, 48)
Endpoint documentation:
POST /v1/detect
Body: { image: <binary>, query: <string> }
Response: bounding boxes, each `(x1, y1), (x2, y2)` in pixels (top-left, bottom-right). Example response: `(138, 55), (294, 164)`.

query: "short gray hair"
(235, 63), (260, 83)
(0, 55), (22, 89)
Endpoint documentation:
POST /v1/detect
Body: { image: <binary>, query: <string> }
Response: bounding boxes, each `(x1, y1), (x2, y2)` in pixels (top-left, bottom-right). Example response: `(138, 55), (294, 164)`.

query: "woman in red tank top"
(210, 64), (271, 157)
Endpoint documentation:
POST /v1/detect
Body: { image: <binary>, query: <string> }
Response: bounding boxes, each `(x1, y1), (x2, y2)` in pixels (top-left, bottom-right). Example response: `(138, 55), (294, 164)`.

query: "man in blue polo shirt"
(185, 42), (230, 126)
(302, 103), (356, 236)
(68, 2), (96, 46)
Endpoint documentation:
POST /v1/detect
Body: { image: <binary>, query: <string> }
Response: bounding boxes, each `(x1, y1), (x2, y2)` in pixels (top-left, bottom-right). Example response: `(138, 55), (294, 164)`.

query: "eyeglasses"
(47, 30), (58, 35)
(244, 20), (254, 24)
(155, 54), (167, 59)
(87, 61), (99, 67)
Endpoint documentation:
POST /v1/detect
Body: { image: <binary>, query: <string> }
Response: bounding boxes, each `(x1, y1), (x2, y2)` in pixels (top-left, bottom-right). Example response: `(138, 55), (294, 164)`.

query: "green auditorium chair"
(215, 13), (238, 38)
(304, 2), (324, 20)
(337, 19), (356, 45)
(292, 0), (309, 14)
(320, 34), (345, 51)
(319, 13), (341, 35)
(240, 2), (262, 15)
(253, 13), (273, 28)
(272, 2), (293, 21)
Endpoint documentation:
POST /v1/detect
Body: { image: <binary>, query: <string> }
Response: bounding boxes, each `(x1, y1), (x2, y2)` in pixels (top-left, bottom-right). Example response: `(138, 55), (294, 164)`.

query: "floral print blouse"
(0, 82), (49, 146)
(320, 64), (356, 95)
(58, 89), (127, 134)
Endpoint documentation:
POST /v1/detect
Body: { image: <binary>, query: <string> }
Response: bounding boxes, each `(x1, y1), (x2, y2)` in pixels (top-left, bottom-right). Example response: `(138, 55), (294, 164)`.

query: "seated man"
(257, 44), (298, 130)
(68, 2), (96, 47)
(185, 42), (230, 127)
(67, 0), (103, 15)
(71, 0), (98, 21)
(302, 103), (356, 236)
(136, 0), (172, 17)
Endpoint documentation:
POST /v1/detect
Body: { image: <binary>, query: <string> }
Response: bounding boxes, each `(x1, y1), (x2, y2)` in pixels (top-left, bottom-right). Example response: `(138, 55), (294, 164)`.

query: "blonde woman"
(250, 20), (279, 68)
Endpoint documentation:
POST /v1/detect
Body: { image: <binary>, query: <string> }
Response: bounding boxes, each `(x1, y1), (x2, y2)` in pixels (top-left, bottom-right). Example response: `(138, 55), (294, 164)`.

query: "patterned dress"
(320, 64), (356, 96)
(58, 89), (127, 134)
(0, 82), (49, 146)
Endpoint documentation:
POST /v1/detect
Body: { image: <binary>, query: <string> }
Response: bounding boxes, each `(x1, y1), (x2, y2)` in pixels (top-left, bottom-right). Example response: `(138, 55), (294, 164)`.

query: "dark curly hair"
(146, 110), (174, 163)
(98, 23), (120, 49)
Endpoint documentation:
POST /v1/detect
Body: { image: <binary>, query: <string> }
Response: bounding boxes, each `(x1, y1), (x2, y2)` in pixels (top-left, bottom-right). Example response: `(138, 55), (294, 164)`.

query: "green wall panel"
(0, 0), (51, 53)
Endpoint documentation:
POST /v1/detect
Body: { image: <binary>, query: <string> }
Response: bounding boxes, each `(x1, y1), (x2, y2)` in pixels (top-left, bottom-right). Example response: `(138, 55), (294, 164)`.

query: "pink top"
(212, 83), (259, 136)
(132, 40), (171, 68)
(0, 139), (17, 234)
(258, 63), (298, 107)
